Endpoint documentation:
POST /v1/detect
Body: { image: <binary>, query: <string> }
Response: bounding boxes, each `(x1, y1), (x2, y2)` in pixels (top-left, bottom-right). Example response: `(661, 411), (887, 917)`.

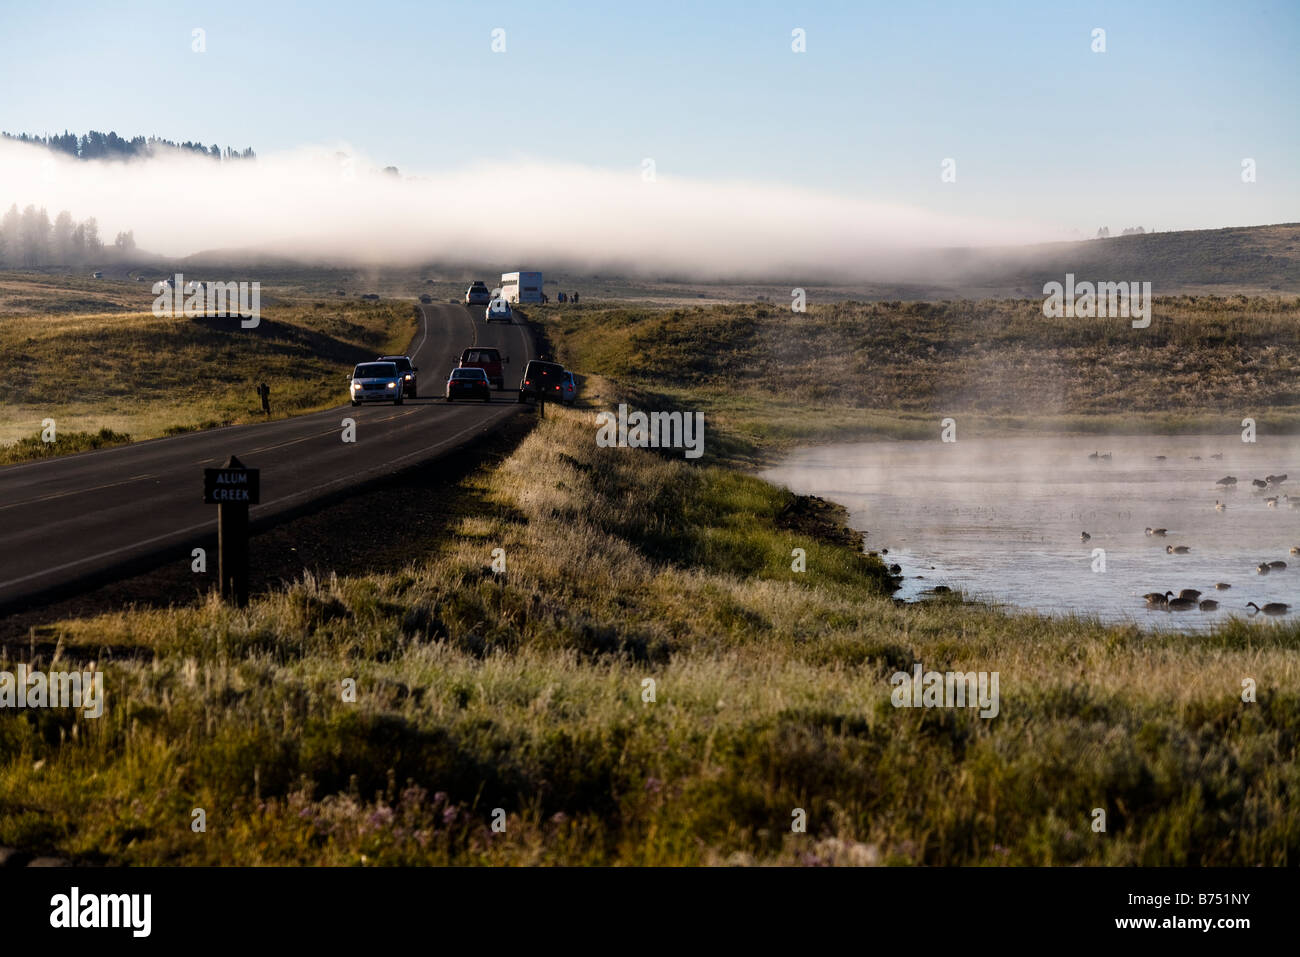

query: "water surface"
(762, 435), (1299, 632)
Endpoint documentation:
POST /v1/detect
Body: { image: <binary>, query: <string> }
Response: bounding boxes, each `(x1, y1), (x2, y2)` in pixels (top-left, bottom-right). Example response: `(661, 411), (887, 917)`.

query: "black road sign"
(204, 455), (256, 606)
(203, 463), (260, 504)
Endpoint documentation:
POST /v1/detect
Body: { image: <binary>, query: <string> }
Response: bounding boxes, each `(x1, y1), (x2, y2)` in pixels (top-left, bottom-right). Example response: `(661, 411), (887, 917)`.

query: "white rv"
(499, 271), (543, 304)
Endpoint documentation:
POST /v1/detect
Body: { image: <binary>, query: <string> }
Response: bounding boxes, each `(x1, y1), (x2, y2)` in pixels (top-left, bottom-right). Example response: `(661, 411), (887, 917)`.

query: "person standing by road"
(257, 382), (271, 416)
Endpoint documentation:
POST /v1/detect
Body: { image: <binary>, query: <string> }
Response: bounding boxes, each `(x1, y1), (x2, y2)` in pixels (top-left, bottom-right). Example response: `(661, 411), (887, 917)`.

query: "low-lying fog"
(763, 435), (1299, 632)
(0, 138), (1057, 278)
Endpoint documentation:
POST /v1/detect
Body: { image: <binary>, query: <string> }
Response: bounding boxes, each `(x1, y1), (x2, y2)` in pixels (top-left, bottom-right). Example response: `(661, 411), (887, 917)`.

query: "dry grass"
(535, 296), (1300, 453)
(0, 270), (414, 453)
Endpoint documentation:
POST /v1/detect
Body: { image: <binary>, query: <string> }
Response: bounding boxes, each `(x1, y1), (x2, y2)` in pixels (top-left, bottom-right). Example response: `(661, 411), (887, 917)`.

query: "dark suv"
(517, 360), (566, 403)
(377, 355), (418, 397)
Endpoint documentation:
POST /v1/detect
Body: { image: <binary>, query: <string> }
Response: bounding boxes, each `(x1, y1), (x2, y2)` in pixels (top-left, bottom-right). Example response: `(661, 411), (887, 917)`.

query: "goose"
(1080, 531), (1091, 542)
(1266, 497), (1279, 508)
(1256, 563), (1271, 575)
(1189, 455), (1202, 461)
(1143, 591), (1171, 606)
(1268, 560), (1287, 570)
(1211, 453), (1223, 459)
(1100, 452), (1112, 461)
(1088, 451), (1100, 460)
(1247, 602), (1291, 615)
(1153, 455), (1167, 461)
(1145, 527), (1168, 536)
(1178, 589), (1202, 600)
(1290, 547), (1299, 555)
(1215, 501), (1227, 511)
(1266, 473), (1288, 485)
(1252, 479), (1268, 489)
(1216, 476), (1237, 486)
(1167, 596), (1197, 610)
(1166, 545), (1190, 554)
(1215, 582), (1232, 590)
(1199, 599), (1219, 611)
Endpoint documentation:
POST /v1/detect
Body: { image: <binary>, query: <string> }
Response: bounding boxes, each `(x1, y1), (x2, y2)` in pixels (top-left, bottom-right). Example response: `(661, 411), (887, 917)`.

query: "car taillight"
(524, 380), (530, 385)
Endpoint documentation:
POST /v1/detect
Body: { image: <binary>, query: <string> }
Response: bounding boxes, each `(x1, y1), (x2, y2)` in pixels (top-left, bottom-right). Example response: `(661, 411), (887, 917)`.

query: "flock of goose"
(1083, 455), (1293, 617)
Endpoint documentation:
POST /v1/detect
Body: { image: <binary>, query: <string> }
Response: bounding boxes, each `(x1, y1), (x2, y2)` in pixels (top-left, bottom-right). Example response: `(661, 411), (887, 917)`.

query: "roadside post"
(203, 455), (260, 606)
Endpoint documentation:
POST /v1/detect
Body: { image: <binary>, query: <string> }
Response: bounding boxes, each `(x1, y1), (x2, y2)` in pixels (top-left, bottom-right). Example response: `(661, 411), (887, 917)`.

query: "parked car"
(560, 370), (577, 405)
(465, 282), (491, 306)
(361, 293), (380, 300)
(419, 293), (433, 304)
(446, 367), (491, 402)
(517, 359), (566, 403)
(485, 299), (512, 323)
(458, 347), (507, 390)
(377, 354), (418, 397)
(349, 361), (404, 405)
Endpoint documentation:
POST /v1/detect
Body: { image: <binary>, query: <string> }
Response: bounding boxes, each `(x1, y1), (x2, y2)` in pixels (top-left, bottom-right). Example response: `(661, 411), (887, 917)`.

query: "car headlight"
(350, 382), (359, 390)
(404, 374), (412, 380)
(387, 382), (396, 389)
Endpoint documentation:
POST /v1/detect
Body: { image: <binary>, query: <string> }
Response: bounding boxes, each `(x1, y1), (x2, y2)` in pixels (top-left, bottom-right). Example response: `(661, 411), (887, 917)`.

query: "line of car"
(348, 349), (575, 407)
(449, 349), (575, 405)
(348, 282), (576, 405)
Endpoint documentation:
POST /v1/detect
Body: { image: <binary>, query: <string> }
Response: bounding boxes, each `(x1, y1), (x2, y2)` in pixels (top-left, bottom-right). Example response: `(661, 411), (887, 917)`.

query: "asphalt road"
(0, 302), (534, 610)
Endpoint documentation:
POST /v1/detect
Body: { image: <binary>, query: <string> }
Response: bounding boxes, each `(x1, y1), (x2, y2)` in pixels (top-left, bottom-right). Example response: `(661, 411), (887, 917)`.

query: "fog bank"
(0, 139), (1058, 279)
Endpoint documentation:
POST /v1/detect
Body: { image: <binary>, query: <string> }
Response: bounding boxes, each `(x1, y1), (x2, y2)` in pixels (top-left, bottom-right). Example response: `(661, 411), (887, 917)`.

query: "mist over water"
(763, 436), (1300, 632)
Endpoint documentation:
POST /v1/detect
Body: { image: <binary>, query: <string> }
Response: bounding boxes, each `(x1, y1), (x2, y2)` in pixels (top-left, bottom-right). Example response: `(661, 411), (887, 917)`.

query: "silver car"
(349, 361), (404, 406)
(485, 299), (512, 323)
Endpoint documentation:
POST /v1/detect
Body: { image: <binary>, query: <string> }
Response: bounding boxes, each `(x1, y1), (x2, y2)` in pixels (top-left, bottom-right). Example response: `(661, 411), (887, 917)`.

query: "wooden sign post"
(203, 455), (260, 606)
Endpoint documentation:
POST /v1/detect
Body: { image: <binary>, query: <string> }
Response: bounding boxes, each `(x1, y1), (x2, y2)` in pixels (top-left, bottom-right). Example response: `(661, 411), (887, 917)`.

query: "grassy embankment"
(533, 296), (1300, 455)
(3, 382), (1298, 864)
(0, 271), (414, 462)
(2, 290), (1297, 864)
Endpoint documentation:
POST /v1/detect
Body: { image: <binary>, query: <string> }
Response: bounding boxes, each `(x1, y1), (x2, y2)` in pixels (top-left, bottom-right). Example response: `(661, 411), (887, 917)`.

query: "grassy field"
(3, 275), (1298, 865)
(0, 271), (414, 457)
(2, 393), (1298, 865)
(533, 296), (1300, 454)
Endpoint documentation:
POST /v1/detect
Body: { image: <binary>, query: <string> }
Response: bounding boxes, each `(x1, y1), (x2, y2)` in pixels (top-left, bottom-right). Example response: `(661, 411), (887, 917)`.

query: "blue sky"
(2, 0), (1296, 238)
